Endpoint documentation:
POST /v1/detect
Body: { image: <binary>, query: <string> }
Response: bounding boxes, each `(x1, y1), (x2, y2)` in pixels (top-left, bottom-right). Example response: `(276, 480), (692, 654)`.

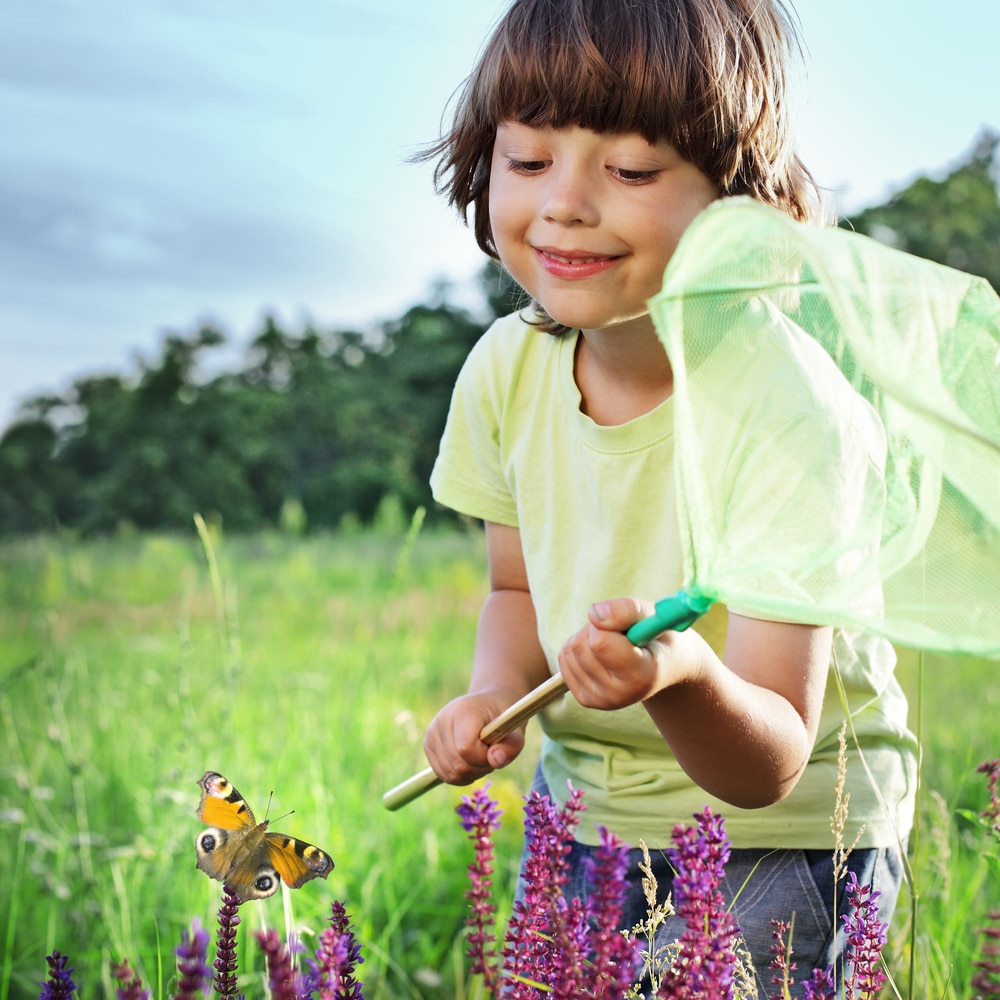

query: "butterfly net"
(650, 198), (1000, 657)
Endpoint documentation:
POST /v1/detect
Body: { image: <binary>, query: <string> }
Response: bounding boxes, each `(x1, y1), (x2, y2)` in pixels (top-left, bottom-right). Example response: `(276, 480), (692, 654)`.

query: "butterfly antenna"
(265, 790), (295, 824)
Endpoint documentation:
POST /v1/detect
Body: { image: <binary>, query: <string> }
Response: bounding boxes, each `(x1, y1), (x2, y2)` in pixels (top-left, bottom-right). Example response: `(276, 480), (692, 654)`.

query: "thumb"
(486, 728), (525, 770)
(588, 596), (654, 632)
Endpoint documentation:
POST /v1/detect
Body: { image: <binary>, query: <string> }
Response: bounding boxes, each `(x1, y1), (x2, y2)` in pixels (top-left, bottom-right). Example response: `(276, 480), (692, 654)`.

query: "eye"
(609, 167), (660, 186)
(505, 158), (548, 175)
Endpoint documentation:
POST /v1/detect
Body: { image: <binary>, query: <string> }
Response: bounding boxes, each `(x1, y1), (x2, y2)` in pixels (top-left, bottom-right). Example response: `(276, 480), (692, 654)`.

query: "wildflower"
(212, 886), (242, 996)
(768, 919), (796, 999)
(658, 807), (741, 1000)
(39, 951), (76, 1000)
(312, 901), (365, 1000)
(841, 871), (887, 999)
(977, 758), (1000, 837)
(580, 826), (641, 998)
(457, 784), (504, 993)
(173, 919), (211, 999)
(255, 929), (300, 1000)
(111, 959), (149, 1000)
(503, 785), (585, 997)
(971, 909), (1000, 1000)
(801, 966), (837, 1000)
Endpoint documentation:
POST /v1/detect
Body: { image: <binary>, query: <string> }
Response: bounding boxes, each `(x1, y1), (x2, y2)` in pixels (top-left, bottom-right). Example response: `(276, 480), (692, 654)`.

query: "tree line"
(1, 133), (997, 537)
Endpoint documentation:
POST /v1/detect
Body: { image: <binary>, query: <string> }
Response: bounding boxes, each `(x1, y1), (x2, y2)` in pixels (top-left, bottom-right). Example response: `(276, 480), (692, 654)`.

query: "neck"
(574, 318), (674, 426)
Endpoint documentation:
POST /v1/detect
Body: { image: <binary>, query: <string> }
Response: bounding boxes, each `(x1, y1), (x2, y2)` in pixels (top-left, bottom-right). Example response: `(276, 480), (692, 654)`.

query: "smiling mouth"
(534, 246), (623, 279)
(538, 248), (619, 264)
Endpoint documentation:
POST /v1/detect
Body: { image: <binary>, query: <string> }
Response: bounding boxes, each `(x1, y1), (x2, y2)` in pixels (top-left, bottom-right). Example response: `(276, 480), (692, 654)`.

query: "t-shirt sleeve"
(430, 321), (520, 527)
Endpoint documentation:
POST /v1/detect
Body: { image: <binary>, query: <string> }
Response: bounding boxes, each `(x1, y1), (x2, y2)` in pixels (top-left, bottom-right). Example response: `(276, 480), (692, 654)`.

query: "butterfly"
(194, 771), (334, 902)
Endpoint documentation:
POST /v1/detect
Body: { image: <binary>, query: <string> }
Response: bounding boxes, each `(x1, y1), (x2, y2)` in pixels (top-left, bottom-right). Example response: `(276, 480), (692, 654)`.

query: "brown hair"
(426, 0), (820, 262)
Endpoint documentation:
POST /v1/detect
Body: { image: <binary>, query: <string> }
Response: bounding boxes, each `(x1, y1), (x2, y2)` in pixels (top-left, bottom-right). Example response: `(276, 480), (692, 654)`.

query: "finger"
(486, 729), (525, 769)
(588, 596), (655, 632)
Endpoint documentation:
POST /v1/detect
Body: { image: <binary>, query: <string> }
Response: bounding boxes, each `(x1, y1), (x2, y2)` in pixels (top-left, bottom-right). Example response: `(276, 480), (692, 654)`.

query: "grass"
(0, 524), (996, 998)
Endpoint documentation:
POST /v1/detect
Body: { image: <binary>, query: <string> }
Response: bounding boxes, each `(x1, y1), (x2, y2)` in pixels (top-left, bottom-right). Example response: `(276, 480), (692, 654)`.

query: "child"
(421, 0), (917, 992)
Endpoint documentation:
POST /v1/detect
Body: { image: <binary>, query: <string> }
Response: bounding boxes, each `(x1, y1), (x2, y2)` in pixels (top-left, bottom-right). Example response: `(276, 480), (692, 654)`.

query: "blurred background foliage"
(1, 132), (997, 537)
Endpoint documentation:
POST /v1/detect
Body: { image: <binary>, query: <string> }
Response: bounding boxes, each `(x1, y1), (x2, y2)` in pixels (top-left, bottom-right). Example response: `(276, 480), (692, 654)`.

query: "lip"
(533, 246), (624, 280)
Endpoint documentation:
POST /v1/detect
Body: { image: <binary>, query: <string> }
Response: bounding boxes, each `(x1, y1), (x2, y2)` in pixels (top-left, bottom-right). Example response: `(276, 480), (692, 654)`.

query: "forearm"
(558, 603), (827, 809)
(469, 588), (552, 701)
(643, 641), (815, 808)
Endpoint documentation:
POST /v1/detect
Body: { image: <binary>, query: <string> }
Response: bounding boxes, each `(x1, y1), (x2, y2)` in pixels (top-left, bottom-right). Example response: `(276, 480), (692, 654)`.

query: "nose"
(540, 163), (599, 227)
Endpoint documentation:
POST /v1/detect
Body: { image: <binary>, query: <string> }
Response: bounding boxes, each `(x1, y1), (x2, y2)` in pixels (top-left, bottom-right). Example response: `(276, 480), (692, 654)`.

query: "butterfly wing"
(265, 831), (335, 888)
(196, 771), (257, 830)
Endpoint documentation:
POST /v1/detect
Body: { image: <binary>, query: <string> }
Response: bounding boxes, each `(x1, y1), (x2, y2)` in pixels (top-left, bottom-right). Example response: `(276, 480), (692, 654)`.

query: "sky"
(1, 0), (997, 428)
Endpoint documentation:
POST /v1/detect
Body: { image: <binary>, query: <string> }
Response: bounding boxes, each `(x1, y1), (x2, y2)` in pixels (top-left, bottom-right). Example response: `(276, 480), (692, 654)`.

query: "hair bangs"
(477, 0), (688, 145)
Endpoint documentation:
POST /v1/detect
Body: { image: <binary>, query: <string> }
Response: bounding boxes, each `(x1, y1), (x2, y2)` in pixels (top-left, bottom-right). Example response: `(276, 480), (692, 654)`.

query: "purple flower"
(801, 966), (837, 1000)
(111, 959), (149, 1000)
(456, 784), (504, 993)
(312, 901), (365, 1000)
(768, 919), (797, 999)
(255, 930), (300, 1000)
(212, 886), (242, 996)
(174, 920), (212, 999)
(841, 871), (887, 999)
(457, 783), (503, 835)
(39, 951), (76, 1000)
(503, 785), (585, 997)
(978, 758), (1000, 837)
(657, 807), (740, 1000)
(482, 784), (639, 1000)
(971, 909), (1000, 1000)
(580, 826), (641, 998)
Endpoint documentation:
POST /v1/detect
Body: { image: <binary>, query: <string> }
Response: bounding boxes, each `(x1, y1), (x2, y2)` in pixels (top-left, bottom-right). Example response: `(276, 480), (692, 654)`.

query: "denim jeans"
(520, 766), (906, 998)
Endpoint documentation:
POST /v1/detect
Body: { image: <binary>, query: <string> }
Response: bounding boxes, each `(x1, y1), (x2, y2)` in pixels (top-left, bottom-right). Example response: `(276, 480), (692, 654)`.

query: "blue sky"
(1, 0), (997, 427)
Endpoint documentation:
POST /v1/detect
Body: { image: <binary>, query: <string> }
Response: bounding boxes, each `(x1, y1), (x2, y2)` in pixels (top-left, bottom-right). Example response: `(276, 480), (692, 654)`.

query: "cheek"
(487, 175), (512, 242)
(487, 181), (527, 270)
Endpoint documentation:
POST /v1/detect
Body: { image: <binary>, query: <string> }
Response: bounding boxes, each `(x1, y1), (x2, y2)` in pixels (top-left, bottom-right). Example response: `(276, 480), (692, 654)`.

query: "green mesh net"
(645, 197), (1000, 658)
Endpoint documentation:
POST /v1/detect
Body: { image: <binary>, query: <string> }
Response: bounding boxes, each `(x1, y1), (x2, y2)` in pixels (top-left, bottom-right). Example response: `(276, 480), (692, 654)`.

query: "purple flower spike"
(658, 807), (740, 1000)
(39, 951), (76, 1000)
(457, 784), (504, 993)
(581, 826), (641, 999)
(312, 901), (365, 1000)
(768, 919), (796, 999)
(841, 871), (888, 999)
(978, 758), (1000, 836)
(801, 966), (837, 1000)
(255, 929), (300, 1000)
(111, 959), (149, 1000)
(504, 785), (585, 996)
(212, 886), (242, 996)
(174, 920), (212, 999)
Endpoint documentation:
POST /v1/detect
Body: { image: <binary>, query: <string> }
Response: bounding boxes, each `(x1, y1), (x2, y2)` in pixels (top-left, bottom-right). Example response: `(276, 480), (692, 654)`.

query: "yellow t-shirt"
(430, 312), (917, 849)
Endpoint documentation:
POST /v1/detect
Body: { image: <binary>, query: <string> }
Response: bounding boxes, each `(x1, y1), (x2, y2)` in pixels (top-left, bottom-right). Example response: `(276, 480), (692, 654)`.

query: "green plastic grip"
(625, 589), (714, 646)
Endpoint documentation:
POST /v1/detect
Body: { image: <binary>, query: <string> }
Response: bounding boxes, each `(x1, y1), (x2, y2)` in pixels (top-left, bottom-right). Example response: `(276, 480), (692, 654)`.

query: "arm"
(557, 599), (830, 808)
(423, 522), (551, 785)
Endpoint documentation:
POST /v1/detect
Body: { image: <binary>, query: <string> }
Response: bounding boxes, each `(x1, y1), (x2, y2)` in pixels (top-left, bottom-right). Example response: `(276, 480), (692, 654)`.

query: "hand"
(557, 597), (692, 711)
(423, 689), (527, 785)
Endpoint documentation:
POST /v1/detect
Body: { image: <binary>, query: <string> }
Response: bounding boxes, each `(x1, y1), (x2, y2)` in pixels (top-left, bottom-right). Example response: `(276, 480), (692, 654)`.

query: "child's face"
(489, 122), (718, 335)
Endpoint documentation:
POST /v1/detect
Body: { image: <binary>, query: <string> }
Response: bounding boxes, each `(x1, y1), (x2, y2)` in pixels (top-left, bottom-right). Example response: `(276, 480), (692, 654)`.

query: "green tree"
(8, 135), (995, 540)
(842, 130), (1000, 292)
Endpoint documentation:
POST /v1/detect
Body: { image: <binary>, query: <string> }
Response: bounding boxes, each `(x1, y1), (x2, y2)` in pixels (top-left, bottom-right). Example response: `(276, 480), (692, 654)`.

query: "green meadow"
(0, 522), (996, 998)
